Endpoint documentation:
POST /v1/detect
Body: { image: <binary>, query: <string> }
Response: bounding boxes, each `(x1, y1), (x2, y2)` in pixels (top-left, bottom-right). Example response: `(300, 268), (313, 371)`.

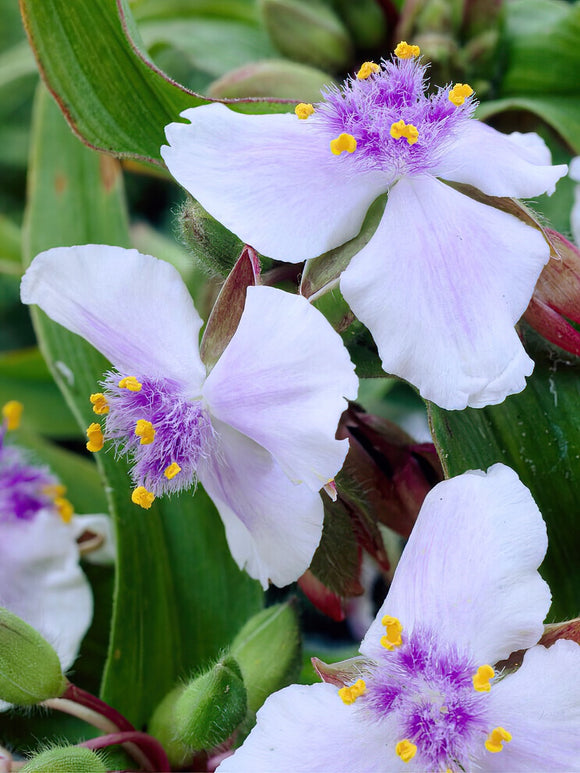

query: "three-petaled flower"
(162, 44), (567, 411)
(218, 464), (580, 771)
(21, 245), (358, 588)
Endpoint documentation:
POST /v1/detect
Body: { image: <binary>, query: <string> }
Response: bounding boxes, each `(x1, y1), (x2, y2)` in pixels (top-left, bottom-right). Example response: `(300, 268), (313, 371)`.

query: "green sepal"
(148, 685), (193, 769)
(177, 196), (244, 278)
(0, 607), (66, 706)
(21, 747), (107, 773)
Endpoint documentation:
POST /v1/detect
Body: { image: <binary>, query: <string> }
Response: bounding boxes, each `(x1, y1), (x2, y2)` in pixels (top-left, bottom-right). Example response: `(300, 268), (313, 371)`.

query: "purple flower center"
(316, 57), (475, 181)
(361, 628), (490, 769)
(102, 371), (214, 496)
(0, 432), (57, 522)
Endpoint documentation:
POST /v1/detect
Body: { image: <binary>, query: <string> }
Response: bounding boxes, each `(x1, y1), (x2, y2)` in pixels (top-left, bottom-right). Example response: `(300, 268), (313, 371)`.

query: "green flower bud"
(174, 656), (247, 751)
(148, 685), (193, 769)
(21, 746), (106, 773)
(231, 603), (301, 713)
(178, 196), (244, 278)
(259, 0), (353, 72)
(208, 59), (334, 102)
(0, 607), (67, 705)
(333, 0), (388, 50)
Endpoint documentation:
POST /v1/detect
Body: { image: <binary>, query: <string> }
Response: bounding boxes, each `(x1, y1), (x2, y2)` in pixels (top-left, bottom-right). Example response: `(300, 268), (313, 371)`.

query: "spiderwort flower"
(0, 405), (95, 696)
(162, 44), (567, 411)
(21, 245), (358, 588)
(217, 464), (580, 772)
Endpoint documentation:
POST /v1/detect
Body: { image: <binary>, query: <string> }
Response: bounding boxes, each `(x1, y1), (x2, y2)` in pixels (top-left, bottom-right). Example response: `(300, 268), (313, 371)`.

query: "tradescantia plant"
(2, 0), (580, 770)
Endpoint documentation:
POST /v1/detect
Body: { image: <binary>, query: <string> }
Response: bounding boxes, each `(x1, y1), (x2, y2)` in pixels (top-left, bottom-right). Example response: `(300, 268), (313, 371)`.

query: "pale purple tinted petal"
(0, 509), (92, 672)
(198, 420), (324, 588)
(217, 683), (404, 773)
(479, 642), (580, 771)
(361, 465), (550, 665)
(341, 175), (549, 410)
(21, 245), (205, 393)
(203, 286), (357, 491)
(71, 514), (116, 565)
(162, 104), (387, 262)
(432, 122), (567, 197)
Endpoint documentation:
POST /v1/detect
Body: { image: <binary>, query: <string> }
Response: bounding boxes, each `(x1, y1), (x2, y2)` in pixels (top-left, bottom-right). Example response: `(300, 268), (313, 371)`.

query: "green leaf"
(24, 84), (262, 727)
(429, 335), (580, 621)
(20, 0), (292, 163)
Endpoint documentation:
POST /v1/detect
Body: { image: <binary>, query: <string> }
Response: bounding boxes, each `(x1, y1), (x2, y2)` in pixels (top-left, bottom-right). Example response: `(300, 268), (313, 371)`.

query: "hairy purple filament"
(102, 372), (214, 496)
(361, 628), (490, 769)
(317, 57), (476, 180)
(0, 430), (57, 522)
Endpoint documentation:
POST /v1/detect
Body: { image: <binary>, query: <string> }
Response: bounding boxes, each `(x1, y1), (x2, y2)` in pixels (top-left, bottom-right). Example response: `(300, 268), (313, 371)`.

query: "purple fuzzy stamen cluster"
(0, 430), (58, 522)
(102, 371), (214, 496)
(361, 628), (490, 770)
(317, 56), (476, 181)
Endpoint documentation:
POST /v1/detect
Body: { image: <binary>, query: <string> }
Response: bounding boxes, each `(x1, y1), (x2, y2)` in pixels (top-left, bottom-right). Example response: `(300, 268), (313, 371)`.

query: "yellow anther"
(90, 393), (109, 415)
(394, 41), (421, 59)
(330, 133), (357, 156)
(338, 679), (366, 705)
(357, 61), (380, 80)
(86, 422), (104, 452)
(43, 483), (67, 499)
(485, 727), (512, 753)
(295, 102), (315, 120)
(390, 119), (419, 146)
(380, 615), (403, 650)
(449, 83), (474, 106)
(395, 739), (417, 763)
(54, 496), (74, 524)
(2, 400), (23, 431)
(164, 462), (181, 480)
(118, 376), (142, 392)
(135, 419), (155, 445)
(131, 486), (155, 510)
(473, 664), (495, 692)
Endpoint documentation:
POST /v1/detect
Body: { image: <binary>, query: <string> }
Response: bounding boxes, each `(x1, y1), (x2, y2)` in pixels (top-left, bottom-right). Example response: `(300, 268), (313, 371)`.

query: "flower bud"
(21, 747), (106, 773)
(231, 603), (301, 713)
(524, 229), (580, 357)
(208, 59), (334, 102)
(0, 607), (67, 705)
(178, 196), (244, 278)
(174, 656), (247, 751)
(333, 0), (387, 50)
(148, 685), (193, 768)
(259, 0), (353, 72)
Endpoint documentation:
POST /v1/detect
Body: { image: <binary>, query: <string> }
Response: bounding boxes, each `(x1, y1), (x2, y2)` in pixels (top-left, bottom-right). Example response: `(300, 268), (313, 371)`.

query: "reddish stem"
(62, 682), (135, 733)
(81, 731), (170, 773)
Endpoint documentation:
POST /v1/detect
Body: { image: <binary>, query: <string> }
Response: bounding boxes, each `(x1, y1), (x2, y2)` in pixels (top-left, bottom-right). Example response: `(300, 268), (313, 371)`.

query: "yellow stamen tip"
(356, 61), (380, 80)
(54, 496), (74, 523)
(473, 664), (495, 692)
(396, 739), (417, 762)
(448, 83), (474, 106)
(2, 400), (23, 431)
(135, 419), (155, 445)
(394, 41), (421, 59)
(86, 422), (104, 453)
(131, 486), (155, 510)
(380, 615), (403, 649)
(43, 483), (67, 499)
(338, 679), (366, 705)
(118, 376), (142, 392)
(390, 119), (419, 145)
(164, 462), (181, 480)
(485, 727), (512, 753)
(330, 133), (357, 156)
(295, 102), (315, 120)
(90, 392), (109, 415)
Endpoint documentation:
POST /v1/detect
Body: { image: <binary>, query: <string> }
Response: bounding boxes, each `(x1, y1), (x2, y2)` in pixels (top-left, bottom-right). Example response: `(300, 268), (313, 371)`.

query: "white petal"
(21, 245), (205, 392)
(71, 514), (116, 565)
(432, 121), (567, 197)
(203, 286), (357, 491)
(570, 159), (580, 246)
(0, 510), (93, 673)
(341, 175), (549, 410)
(478, 641), (580, 771)
(217, 682), (404, 773)
(569, 156), (580, 183)
(361, 465), (550, 666)
(198, 420), (324, 588)
(162, 104), (387, 262)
